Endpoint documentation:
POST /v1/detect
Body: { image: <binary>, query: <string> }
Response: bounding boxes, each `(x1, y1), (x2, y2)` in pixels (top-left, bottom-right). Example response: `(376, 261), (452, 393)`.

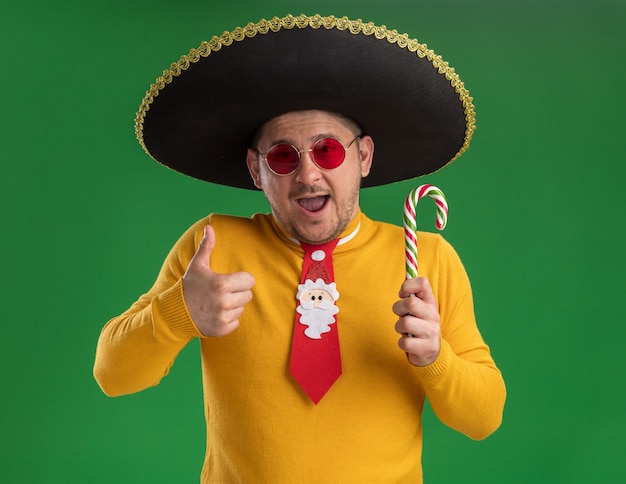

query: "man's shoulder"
(209, 212), (271, 228)
(366, 214), (453, 255)
(208, 213), (275, 240)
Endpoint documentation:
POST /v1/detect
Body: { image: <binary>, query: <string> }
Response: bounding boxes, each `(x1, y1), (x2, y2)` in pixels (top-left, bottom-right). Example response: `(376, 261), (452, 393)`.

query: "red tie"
(290, 239), (341, 404)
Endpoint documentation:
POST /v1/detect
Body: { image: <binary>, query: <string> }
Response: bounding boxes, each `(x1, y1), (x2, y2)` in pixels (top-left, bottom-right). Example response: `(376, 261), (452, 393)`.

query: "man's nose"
(295, 151), (322, 184)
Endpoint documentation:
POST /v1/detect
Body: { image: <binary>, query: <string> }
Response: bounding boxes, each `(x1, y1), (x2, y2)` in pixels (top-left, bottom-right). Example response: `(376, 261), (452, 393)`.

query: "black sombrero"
(135, 14), (475, 189)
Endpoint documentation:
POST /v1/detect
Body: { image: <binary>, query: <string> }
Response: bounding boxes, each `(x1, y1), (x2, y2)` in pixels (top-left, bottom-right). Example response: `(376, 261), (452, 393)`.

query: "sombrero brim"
(136, 14), (475, 189)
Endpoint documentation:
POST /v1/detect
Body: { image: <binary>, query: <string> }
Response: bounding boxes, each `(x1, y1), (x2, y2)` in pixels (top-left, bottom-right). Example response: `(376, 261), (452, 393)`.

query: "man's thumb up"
(182, 225), (256, 337)
(188, 225), (217, 273)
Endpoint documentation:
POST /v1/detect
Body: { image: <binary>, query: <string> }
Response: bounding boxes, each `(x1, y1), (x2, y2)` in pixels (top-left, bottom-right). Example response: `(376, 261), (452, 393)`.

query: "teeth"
(298, 196), (327, 212)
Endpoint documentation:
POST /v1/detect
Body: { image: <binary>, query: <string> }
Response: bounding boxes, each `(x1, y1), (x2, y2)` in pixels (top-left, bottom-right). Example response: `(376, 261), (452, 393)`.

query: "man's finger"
(189, 225), (216, 272)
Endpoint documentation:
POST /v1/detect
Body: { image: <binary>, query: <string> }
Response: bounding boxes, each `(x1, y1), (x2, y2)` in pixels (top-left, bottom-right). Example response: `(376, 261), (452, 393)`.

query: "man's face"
(246, 110), (374, 244)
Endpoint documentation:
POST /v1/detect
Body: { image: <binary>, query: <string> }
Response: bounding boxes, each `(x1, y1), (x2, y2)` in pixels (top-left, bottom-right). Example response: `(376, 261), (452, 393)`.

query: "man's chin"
(293, 222), (343, 245)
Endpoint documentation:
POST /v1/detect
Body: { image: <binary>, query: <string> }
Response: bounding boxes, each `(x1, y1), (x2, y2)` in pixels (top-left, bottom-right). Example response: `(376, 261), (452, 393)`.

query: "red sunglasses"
(257, 136), (360, 176)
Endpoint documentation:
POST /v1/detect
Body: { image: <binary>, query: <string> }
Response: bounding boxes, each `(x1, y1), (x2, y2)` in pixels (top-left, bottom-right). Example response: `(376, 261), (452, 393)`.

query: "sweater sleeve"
(93, 219), (207, 397)
(413, 236), (506, 440)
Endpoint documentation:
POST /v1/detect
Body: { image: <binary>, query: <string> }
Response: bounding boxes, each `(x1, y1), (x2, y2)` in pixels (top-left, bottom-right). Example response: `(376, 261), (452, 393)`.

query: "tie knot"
(301, 239), (339, 257)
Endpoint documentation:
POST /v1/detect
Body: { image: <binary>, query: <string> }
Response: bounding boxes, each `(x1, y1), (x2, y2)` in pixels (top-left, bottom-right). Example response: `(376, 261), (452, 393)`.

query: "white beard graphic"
(297, 299), (339, 339)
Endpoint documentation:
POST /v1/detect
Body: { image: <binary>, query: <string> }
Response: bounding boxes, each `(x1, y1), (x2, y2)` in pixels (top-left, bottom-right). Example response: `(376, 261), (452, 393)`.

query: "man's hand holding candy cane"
(393, 185), (448, 366)
(393, 277), (442, 366)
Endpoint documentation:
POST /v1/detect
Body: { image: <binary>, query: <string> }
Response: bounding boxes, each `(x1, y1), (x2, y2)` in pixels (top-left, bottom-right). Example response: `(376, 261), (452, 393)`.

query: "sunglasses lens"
(264, 138), (350, 175)
(266, 144), (299, 174)
(312, 138), (346, 169)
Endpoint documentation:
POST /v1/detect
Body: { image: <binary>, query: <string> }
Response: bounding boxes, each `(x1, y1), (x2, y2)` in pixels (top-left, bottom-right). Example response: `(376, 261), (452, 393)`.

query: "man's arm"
(93, 220), (255, 397)
(393, 238), (506, 440)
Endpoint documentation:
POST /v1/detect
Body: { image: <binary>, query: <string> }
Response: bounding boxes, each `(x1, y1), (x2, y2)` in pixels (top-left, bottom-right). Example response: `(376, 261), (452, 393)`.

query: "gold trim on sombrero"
(135, 13), (476, 172)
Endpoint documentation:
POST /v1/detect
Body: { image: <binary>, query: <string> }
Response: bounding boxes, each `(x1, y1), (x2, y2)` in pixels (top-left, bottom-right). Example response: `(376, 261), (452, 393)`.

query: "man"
(94, 14), (506, 482)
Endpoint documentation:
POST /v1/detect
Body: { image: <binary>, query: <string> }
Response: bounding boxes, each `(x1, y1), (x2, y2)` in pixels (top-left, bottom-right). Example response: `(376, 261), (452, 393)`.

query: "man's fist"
(392, 277), (441, 366)
(182, 225), (256, 337)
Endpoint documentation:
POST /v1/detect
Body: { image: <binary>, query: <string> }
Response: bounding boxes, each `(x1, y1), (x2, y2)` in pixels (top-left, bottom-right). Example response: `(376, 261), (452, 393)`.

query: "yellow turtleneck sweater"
(94, 211), (505, 483)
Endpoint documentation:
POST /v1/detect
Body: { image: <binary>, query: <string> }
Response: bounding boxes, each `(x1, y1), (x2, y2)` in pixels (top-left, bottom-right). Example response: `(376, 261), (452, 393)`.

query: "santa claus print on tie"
(296, 277), (340, 339)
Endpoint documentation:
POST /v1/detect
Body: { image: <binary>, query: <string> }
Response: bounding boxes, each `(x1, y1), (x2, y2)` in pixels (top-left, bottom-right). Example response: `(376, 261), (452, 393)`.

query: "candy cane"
(404, 184), (448, 279)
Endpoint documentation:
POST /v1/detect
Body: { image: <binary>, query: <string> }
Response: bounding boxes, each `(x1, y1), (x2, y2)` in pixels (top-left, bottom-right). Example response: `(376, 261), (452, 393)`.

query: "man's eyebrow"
(258, 138), (291, 150)
(263, 133), (338, 148)
(313, 133), (338, 141)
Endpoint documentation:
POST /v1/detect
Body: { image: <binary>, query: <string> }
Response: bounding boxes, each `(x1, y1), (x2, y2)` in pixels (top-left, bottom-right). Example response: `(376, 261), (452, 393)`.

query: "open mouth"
(296, 195), (329, 213)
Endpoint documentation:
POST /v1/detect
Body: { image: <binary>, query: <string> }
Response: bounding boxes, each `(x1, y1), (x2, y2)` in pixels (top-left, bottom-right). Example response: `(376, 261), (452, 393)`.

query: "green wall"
(2, 0), (624, 482)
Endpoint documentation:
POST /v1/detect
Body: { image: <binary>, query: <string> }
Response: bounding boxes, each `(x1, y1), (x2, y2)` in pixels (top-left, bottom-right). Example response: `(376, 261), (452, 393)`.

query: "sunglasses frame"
(257, 136), (360, 176)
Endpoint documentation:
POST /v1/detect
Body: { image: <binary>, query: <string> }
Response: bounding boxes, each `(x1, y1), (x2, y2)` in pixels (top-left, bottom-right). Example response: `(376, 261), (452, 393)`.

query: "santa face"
(296, 278), (340, 339)
(300, 288), (334, 309)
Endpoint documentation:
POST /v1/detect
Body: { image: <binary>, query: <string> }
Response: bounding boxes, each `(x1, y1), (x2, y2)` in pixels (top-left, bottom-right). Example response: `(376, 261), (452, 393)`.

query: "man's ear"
(358, 135), (374, 178)
(246, 148), (263, 189)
